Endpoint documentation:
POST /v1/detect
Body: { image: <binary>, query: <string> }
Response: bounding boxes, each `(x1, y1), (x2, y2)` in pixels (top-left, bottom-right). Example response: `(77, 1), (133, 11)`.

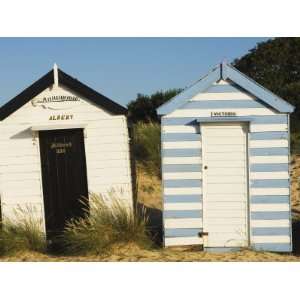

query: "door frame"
(200, 121), (250, 249)
(36, 126), (89, 236)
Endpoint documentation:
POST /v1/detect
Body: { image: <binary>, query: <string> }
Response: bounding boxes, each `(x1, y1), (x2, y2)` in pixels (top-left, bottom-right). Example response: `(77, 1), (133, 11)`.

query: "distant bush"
(132, 122), (161, 177)
(61, 193), (152, 255)
(0, 206), (46, 256)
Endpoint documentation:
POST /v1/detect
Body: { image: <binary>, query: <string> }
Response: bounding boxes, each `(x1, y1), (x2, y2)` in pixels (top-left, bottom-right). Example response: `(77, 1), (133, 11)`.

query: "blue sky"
(0, 38), (269, 107)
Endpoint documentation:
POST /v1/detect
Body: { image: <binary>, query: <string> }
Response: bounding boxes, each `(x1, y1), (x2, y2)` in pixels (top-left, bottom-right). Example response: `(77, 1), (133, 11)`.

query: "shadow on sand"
(136, 203), (163, 246)
(292, 219), (300, 255)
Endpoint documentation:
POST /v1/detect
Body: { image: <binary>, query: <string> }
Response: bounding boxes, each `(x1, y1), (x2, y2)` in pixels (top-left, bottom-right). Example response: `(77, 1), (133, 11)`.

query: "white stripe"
(163, 157), (202, 164)
(163, 172), (202, 180)
(167, 108), (276, 118)
(164, 202), (202, 211)
(163, 125), (199, 133)
(164, 218), (203, 228)
(250, 140), (288, 148)
(251, 188), (289, 196)
(252, 235), (290, 243)
(165, 236), (203, 246)
(250, 172), (289, 180)
(163, 141), (202, 149)
(251, 219), (290, 227)
(191, 92), (255, 101)
(250, 124), (288, 132)
(251, 203), (290, 212)
(164, 187), (202, 195)
(250, 156), (288, 164)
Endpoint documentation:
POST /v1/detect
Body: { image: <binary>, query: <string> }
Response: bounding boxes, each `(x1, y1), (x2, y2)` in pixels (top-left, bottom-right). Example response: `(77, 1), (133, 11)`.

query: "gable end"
(0, 67), (127, 121)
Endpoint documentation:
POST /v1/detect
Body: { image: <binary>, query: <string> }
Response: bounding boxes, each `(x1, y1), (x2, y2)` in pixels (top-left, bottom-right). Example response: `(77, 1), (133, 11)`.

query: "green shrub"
(61, 193), (152, 255)
(132, 122), (161, 177)
(0, 205), (46, 255)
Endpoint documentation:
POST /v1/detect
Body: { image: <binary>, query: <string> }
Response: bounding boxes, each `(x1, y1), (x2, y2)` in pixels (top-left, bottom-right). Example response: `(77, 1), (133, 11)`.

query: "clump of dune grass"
(61, 193), (152, 255)
(0, 205), (46, 256)
(132, 122), (161, 177)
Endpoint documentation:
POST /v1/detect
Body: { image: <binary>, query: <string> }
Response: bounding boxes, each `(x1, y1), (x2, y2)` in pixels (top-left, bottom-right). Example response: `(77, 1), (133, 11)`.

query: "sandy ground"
(1, 243), (300, 262)
(2, 161), (300, 262)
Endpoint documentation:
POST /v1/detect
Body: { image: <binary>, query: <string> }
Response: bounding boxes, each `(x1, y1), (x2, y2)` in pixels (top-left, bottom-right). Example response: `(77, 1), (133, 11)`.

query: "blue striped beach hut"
(157, 62), (295, 252)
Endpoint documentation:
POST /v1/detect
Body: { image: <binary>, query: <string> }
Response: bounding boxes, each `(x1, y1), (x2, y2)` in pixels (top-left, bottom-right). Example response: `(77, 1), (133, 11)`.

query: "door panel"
(39, 129), (88, 239)
(202, 123), (249, 248)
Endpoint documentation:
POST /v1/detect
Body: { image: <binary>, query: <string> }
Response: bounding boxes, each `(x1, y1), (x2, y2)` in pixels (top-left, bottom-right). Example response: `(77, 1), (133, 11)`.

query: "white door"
(201, 123), (249, 248)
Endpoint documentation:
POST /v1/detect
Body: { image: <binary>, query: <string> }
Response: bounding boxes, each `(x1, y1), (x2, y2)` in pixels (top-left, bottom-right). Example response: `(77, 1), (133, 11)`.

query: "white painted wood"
(0, 84), (134, 229)
(252, 235), (290, 243)
(206, 175), (246, 184)
(206, 168), (246, 176)
(250, 172), (289, 180)
(203, 136), (245, 145)
(251, 188), (289, 196)
(164, 218), (203, 229)
(191, 92), (256, 101)
(164, 187), (202, 195)
(163, 172), (202, 180)
(162, 141), (201, 149)
(201, 122), (248, 248)
(205, 233), (248, 247)
(250, 156), (289, 164)
(164, 202), (202, 210)
(167, 108), (277, 118)
(162, 156), (202, 165)
(251, 220), (290, 227)
(251, 203), (290, 212)
(250, 124), (288, 132)
(165, 236), (203, 246)
(250, 139), (288, 148)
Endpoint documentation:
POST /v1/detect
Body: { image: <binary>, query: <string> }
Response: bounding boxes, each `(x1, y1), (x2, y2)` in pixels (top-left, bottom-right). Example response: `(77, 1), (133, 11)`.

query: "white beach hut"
(0, 65), (135, 239)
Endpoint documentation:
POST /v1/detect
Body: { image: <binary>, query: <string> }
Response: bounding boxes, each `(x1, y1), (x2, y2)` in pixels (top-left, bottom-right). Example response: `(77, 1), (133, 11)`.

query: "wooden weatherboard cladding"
(0, 68), (127, 120)
(158, 62), (294, 252)
(0, 65), (134, 240)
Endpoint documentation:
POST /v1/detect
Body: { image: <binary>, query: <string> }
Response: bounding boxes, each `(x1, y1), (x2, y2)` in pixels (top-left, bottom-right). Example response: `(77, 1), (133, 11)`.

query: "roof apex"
(0, 67), (127, 120)
(157, 63), (295, 115)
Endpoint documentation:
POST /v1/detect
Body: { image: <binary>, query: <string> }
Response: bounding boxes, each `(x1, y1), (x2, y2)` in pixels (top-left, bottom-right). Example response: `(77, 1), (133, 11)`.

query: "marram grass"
(61, 193), (152, 255)
(0, 205), (46, 256)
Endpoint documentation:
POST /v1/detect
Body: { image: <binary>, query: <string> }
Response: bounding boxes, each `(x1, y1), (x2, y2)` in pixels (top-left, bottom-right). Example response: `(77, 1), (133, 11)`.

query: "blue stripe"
(165, 228), (202, 237)
(251, 195), (289, 204)
(163, 164), (201, 172)
(162, 117), (197, 126)
(204, 83), (242, 93)
(252, 243), (291, 252)
(162, 133), (200, 142)
(163, 148), (201, 157)
(250, 132), (288, 140)
(250, 163), (288, 172)
(249, 147), (288, 156)
(251, 211), (290, 220)
(164, 179), (202, 188)
(164, 195), (202, 203)
(164, 210), (202, 219)
(250, 179), (289, 188)
(252, 227), (290, 236)
(181, 100), (264, 109)
(162, 115), (287, 126)
(251, 115), (288, 124)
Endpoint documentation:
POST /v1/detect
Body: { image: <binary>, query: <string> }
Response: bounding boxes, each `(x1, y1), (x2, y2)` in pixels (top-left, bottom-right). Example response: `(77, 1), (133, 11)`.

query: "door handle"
(204, 166), (208, 170)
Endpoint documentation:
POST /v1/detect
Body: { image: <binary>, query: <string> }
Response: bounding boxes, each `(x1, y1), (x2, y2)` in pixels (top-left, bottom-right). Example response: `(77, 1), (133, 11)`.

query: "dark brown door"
(39, 129), (88, 239)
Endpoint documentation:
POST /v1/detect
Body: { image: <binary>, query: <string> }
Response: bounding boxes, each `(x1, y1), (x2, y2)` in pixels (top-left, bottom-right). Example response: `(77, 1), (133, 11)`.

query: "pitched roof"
(157, 62), (295, 115)
(0, 67), (127, 120)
